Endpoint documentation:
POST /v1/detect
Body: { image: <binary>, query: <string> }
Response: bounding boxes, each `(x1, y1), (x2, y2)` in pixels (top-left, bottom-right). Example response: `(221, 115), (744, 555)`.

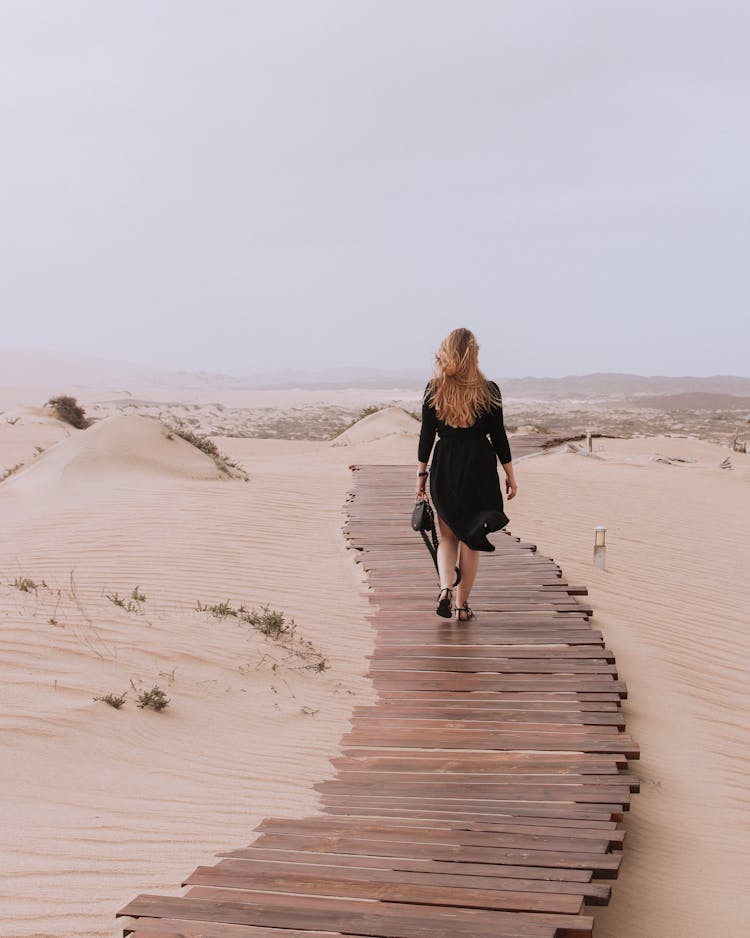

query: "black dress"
(418, 380), (512, 552)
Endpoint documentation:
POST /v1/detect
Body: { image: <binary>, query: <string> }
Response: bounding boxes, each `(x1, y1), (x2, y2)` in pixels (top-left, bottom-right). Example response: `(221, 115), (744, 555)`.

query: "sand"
(508, 436), (750, 938)
(1, 387), (749, 938)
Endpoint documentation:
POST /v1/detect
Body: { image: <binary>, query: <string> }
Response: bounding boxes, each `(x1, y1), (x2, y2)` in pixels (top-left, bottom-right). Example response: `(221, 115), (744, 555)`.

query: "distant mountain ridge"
(1, 350), (749, 398)
(499, 373), (750, 399)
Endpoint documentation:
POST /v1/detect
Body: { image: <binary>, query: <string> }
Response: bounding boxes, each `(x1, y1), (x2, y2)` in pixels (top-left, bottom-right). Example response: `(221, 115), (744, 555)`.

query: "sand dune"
(331, 406), (420, 446)
(1, 400), (749, 938)
(3, 416), (226, 496)
(0, 426), (383, 937)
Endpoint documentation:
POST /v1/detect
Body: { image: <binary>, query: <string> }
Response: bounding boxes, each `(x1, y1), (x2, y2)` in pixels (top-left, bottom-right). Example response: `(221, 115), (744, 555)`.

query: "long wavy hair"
(427, 328), (497, 427)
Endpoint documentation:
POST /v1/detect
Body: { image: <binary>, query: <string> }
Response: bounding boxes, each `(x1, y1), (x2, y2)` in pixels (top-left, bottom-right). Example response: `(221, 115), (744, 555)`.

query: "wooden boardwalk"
(119, 458), (638, 938)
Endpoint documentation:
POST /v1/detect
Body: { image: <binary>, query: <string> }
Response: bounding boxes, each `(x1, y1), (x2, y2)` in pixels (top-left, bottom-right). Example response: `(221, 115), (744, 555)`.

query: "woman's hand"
(505, 473), (518, 500)
(416, 468), (428, 500)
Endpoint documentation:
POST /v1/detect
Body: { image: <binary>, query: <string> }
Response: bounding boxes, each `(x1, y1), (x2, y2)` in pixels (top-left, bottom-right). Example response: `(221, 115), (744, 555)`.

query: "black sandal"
(436, 587), (453, 618)
(457, 603), (475, 622)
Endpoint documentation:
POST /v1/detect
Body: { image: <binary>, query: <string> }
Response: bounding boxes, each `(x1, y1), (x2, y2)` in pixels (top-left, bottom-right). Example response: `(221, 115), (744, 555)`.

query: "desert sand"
(1, 378), (749, 938)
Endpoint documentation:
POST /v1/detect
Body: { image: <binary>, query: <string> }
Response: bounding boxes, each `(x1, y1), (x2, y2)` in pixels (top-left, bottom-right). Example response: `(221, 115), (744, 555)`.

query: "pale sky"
(2, 1), (749, 378)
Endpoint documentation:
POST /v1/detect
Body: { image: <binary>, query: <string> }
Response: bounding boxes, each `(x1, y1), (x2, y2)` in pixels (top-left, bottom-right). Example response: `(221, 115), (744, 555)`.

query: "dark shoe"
(436, 587), (453, 618)
(457, 603), (475, 622)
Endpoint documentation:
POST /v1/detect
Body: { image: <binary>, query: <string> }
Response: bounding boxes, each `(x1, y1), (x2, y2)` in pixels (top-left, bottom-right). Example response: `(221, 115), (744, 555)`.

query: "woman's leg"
(436, 516), (459, 591)
(455, 542), (480, 609)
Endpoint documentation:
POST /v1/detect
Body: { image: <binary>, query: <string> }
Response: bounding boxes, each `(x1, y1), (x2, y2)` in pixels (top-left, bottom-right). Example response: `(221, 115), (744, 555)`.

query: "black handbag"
(411, 498), (434, 532)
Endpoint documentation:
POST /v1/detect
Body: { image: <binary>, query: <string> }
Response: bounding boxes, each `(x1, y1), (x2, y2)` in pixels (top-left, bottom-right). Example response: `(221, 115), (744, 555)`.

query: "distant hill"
(500, 373), (750, 399)
(1, 351), (748, 399)
(626, 392), (750, 410)
(237, 367), (425, 389)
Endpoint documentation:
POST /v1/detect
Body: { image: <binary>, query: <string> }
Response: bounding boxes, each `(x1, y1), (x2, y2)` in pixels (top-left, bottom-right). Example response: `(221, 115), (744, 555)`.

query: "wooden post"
(586, 430), (593, 454)
(594, 525), (606, 570)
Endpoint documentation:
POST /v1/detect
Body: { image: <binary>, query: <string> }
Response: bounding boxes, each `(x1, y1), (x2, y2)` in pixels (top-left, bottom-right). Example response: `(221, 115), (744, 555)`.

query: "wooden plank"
(116, 459), (636, 938)
(198, 857), (612, 903)
(119, 892), (591, 938)
(182, 865), (585, 914)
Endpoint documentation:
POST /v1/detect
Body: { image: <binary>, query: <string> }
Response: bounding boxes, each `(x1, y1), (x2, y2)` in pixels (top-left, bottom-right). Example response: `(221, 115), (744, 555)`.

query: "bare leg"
(436, 516), (459, 592)
(456, 543), (480, 611)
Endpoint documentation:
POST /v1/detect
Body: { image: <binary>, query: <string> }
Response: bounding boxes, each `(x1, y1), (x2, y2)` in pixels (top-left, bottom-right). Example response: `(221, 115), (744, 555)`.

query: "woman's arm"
(487, 385), (518, 500)
(417, 386), (437, 497)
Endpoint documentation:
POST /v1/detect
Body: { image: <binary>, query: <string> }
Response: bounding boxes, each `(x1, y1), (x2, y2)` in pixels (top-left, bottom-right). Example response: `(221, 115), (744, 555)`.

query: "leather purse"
(411, 498), (434, 532)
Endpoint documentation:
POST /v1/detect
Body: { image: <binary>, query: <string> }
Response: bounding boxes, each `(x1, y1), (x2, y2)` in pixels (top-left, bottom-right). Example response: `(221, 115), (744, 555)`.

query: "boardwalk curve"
(119, 457), (638, 938)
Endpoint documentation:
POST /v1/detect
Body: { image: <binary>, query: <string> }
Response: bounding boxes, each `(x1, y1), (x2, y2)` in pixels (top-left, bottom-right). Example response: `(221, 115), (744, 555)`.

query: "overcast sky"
(2, 1), (749, 378)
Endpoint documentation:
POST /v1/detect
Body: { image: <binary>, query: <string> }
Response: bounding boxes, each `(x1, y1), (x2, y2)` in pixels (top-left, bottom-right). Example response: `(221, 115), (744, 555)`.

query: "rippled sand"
(508, 437), (750, 938)
(1, 408), (748, 938)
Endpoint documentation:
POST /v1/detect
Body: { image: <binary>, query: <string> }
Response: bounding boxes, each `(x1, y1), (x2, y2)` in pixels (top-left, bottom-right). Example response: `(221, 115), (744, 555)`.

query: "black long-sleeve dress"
(418, 380), (512, 551)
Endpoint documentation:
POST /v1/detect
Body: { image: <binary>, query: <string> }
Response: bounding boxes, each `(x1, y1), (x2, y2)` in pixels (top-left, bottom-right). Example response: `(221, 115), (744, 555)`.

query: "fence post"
(594, 525), (606, 570)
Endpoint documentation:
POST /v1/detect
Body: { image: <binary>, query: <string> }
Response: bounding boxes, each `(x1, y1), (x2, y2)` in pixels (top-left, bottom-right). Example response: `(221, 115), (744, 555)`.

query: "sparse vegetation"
(94, 692), (127, 709)
(131, 585), (146, 604)
(107, 587), (146, 613)
(242, 604), (292, 639)
(195, 599), (236, 619)
(0, 462), (24, 483)
(196, 599), (328, 672)
(47, 395), (90, 429)
(12, 577), (38, 592)
(136, 685), (170, 711)
(166, 424), (249, 481)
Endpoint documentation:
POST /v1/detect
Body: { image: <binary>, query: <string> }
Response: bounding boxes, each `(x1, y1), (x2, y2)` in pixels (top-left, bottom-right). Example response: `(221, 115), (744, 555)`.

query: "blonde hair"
(427, 328), (497, 427)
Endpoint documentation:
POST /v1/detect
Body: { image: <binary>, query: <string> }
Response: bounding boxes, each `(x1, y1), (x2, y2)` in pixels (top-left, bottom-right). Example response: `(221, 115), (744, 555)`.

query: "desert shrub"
(169, 426), (248, 481)
(13, 577), (38, 592)
(47, 395), (90, 429)
(242, 604), (291, 639)
(136, 685), (170, 711)
(94, 692), (126, 709)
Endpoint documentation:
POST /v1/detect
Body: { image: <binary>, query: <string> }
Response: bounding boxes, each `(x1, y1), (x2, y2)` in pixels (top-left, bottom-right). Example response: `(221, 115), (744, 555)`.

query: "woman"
(417, 328), (517, 620)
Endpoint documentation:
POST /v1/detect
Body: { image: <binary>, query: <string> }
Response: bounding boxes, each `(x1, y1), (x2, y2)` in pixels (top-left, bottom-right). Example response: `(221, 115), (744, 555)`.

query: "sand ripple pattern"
(510, 438), (750, 938)
(0, 434), (375, 938)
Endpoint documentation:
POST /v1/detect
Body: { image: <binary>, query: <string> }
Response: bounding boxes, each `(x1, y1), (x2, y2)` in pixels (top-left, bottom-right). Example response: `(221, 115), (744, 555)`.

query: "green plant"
(107, 589), (145, 613)
(196, 599), (237, 619)
(136, 685), (170, 711)
(94, 692), (127, 709)
(196, 598), (328, 672)
(131, 585), (146, 604)
(242, 604), (291, 638)
(12, 577), (38, 592)
(47, 395), (90, 429)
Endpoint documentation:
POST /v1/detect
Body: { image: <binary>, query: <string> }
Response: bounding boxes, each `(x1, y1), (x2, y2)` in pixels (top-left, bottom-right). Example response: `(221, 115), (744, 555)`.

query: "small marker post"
(594, 525), (606, 570)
